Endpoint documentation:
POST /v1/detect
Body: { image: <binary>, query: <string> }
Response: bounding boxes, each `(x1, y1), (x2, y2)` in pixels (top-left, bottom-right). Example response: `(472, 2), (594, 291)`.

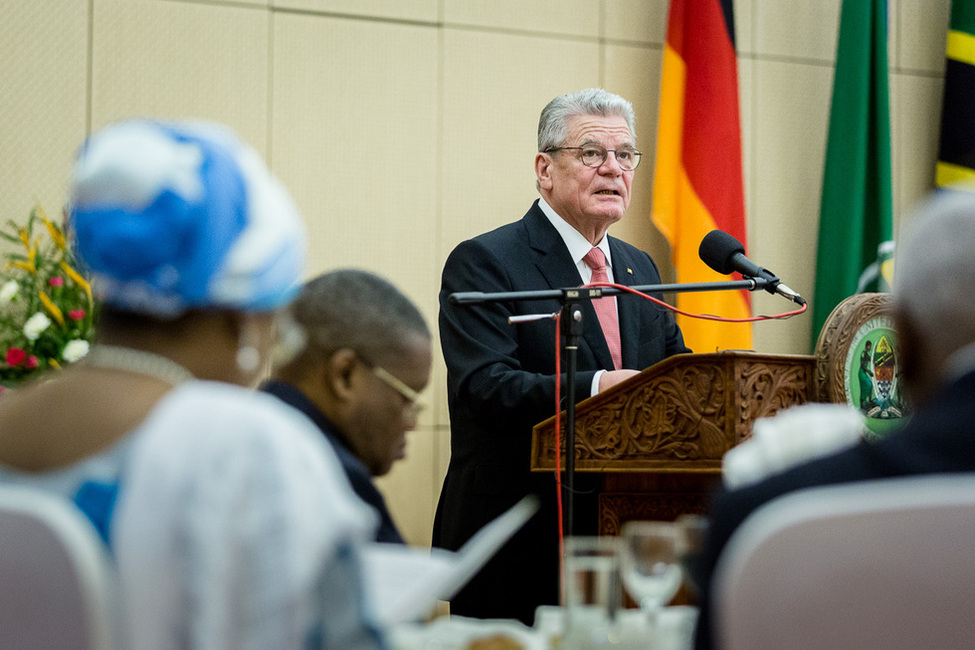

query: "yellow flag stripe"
(947, 30), (975, 67)
(936, 161), (975, 188)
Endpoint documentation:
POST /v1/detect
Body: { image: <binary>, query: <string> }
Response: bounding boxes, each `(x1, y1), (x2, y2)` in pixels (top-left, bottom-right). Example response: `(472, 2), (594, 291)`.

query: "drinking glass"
(563, 536), (622, 649)
(619, 521), (681, 630)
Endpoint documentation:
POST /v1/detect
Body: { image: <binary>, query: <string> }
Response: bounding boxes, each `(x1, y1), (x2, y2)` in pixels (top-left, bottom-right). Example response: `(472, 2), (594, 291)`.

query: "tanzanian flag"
(651, 0), (751, 353)
(810, 0), (893, 349)
(937, 0), (975, 188)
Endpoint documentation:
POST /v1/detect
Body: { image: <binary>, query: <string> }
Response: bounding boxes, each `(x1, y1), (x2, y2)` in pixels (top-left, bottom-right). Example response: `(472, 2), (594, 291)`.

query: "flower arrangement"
(0, 206), (96, 389)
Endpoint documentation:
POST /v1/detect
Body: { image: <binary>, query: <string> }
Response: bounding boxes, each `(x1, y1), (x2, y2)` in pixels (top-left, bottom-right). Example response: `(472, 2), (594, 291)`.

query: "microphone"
(699, 230), (806, 305)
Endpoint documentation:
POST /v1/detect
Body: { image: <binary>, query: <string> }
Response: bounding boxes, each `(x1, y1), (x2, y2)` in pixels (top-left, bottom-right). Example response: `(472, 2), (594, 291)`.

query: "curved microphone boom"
(699, 230), (806, 305)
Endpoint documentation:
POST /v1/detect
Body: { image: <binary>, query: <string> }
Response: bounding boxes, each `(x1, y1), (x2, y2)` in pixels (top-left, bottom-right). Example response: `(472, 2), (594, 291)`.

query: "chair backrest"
(713, 473), (975, 650)
(0, 485), (118, 650)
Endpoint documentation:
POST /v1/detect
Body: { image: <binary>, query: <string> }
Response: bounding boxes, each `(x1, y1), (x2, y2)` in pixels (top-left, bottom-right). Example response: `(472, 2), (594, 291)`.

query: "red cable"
(553, 311), (565, 607)
(584, 281), (808, 321)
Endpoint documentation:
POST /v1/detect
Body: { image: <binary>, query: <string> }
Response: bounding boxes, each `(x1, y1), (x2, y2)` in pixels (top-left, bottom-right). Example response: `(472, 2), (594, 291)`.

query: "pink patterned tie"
(583, 247), (622, 370)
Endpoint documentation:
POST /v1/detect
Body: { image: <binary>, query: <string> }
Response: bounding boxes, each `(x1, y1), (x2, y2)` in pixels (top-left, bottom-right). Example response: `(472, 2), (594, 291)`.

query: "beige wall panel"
(739, 55), (756, 237)
(0, 0), (88, 219)
(753, 0), (841, 63)
(734, 0), (754, 54)
(894, 0), (950, 73)
(184, 0), (268, 7)
(271, 14), (444, 450)
(375, 424), (438, 546)
(601, 43), (671, 278)
(273, 0), (438, 23)
(272, 16), (440, 550)
(892, 73), (942, 226)
(444, 0), (598, 38)
(750, 60), (833, 354)
(271, 14), (438, 308)
(440, 29), (600, 254)
(603, 0), (668, 44)
(90, 0), (269, 156)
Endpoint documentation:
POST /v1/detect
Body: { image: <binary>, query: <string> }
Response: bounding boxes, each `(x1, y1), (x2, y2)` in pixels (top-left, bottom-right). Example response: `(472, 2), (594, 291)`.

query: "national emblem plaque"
(814, 293), (909, 438)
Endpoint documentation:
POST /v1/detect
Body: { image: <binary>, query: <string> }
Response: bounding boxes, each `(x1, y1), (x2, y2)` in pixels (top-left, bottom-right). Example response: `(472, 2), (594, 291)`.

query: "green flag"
(811, 0), (893, 349)
(936, 0), (975, 187)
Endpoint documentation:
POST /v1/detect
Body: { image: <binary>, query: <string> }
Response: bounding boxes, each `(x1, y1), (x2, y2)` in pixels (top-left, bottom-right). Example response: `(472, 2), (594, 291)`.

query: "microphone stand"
(449, 276), (774, 538)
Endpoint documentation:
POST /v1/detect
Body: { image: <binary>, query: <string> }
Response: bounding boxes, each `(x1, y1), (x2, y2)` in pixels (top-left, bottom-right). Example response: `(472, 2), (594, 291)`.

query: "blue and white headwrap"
(69, 120), (306, 317)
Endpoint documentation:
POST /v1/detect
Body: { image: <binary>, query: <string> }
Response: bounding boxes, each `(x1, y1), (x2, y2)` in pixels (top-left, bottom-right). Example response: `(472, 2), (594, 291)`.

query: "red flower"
(68, 309), (86, 321)
(48, 276), (64, 287)
(6, 348), (26, 366)
(25, 356), (39, 369)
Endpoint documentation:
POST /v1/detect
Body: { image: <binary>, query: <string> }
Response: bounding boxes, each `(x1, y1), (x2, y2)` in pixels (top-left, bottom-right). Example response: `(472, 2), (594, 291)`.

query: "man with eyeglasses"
(435, 88), (690, 624)
(261, 269), (432, 544)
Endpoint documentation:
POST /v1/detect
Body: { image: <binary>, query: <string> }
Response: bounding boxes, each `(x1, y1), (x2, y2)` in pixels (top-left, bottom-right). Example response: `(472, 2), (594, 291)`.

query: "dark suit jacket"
(260, 380), (404, 544)
(434, 201), (689, 624)
(693, 368), (975, 650)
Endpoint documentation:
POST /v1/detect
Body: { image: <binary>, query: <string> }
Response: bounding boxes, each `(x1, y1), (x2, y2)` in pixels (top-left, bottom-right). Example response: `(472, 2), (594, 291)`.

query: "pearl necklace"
(85, 345), (195, 388)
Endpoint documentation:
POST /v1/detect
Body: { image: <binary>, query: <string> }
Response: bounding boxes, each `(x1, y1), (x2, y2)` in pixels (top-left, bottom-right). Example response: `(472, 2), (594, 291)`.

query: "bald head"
(893, 189), (975, 403)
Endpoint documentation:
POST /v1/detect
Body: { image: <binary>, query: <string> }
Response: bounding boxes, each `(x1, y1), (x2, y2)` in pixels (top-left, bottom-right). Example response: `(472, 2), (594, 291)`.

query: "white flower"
(23, 312), (52, 340)
(0, 280), (18, 304)
(62, 340), (90, 363)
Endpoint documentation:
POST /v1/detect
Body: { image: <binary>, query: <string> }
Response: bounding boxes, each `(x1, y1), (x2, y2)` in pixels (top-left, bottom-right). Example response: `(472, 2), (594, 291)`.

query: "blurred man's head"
(534, 89), (640, 244)
(274, 269), (431, 476)
(893, 189), (975, 406)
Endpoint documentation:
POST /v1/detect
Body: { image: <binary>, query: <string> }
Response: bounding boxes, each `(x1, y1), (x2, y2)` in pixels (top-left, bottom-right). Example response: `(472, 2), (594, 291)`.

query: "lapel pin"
(627, 268), (633, 274)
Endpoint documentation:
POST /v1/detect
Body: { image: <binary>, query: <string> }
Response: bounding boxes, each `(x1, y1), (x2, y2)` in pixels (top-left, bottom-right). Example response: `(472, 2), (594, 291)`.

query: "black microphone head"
(699, 230), (745, 275)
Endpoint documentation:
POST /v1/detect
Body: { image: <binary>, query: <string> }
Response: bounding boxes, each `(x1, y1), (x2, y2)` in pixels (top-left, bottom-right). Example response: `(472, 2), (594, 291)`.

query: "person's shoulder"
(449, 203), (540, 251)
(144, 381), (333, 459)
(713, 441), (877, 532)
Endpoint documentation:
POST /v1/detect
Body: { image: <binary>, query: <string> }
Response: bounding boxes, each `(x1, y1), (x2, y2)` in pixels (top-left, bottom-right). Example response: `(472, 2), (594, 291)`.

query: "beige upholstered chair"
(713, 474), (975, 650)
(0, 486), (119, 649)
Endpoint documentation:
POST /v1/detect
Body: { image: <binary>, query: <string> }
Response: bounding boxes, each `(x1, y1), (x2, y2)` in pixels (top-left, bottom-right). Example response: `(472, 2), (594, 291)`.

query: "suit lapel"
(524, 204), (616, 371)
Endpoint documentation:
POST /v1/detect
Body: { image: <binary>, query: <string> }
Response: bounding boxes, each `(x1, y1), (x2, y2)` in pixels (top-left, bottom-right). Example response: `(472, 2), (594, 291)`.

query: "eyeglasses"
(357, 355), (425, 415)
(544, 143), (643, 171)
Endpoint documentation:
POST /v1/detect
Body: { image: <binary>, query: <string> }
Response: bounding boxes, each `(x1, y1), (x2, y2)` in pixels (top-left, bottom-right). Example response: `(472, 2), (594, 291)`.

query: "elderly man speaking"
(434, 88), (690, 624)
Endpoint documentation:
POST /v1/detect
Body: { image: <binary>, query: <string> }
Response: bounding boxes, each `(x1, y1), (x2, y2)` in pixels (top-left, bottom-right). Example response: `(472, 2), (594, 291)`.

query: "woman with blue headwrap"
(0, 120), (386, 649)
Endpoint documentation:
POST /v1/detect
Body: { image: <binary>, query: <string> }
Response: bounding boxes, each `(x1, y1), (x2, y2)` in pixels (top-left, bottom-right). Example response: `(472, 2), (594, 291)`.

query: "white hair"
(894, 188), (975, 357)
(537, 88), (636, 151)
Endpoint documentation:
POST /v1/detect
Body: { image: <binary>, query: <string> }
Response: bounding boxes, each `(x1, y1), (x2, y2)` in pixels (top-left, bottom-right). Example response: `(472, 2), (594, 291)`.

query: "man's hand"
(597, 369), (640, 393)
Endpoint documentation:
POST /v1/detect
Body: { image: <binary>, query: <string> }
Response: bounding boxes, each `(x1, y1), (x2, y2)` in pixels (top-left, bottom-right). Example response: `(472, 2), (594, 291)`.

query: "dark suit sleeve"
(630, 247), (691, 360)
(440, 237), (596, 431)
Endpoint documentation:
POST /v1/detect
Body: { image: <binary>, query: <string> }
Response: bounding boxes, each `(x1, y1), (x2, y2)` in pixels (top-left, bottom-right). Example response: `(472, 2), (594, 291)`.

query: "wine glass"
(619, 521), (681, 629)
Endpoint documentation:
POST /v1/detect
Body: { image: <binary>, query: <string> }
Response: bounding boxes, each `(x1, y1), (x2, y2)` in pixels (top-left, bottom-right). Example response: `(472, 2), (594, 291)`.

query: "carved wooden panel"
(599, 493), (709, 536)
(531, 352), (816, 473)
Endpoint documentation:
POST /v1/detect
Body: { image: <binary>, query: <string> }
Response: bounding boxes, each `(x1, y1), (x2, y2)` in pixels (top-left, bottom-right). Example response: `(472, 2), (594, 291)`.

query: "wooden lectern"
(530, 351), (817, 535)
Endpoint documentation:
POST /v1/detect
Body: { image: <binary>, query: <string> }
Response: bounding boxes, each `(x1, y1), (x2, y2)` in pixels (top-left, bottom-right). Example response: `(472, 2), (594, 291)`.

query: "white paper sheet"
(361, 496), (540, 626)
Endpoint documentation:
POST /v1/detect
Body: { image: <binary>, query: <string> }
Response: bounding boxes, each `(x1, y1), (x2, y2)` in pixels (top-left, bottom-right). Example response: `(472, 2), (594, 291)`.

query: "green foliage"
(0, 206), (97, 386)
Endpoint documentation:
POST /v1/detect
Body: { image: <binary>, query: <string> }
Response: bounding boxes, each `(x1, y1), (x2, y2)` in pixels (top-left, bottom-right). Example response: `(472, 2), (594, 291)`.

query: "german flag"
(937, 0), (975, 188)
(651, 0), (751, 353)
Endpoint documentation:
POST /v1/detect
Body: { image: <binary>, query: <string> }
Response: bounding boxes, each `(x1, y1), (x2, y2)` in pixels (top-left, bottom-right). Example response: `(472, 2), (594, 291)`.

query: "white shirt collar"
(537, 197), (613, 269)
